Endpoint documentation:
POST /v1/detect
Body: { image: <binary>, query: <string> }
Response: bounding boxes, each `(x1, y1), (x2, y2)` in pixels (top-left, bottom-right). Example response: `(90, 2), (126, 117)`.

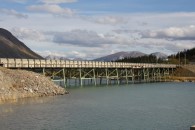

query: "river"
(0, 82), (195, 130)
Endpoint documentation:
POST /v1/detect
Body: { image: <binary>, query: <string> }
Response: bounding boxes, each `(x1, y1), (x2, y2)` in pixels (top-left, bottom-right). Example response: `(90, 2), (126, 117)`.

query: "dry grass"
(169, 76), (195, 82)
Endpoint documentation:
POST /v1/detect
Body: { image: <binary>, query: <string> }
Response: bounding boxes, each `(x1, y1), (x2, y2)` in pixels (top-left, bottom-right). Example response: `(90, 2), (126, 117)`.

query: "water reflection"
(1, 95), (61, 105)
(0, 96), (61, 116)
(0, 107), (13, 115)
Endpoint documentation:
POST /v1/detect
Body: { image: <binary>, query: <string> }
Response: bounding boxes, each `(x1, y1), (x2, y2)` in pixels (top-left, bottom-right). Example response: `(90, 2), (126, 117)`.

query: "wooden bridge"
(0, 58), (177, 87)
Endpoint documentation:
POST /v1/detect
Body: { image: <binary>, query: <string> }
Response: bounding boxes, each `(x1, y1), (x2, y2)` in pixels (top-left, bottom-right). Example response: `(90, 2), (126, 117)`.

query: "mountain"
(0, 28), (42, 59)
(73, 58), (85, 61)
(129, 51), (147, 57)
(45, 55), (70, 60)
(94, 51), (146, 61)
(94, 51), (128, 61)
(150, 52), (168, 59)
(45, 55), (85, 61)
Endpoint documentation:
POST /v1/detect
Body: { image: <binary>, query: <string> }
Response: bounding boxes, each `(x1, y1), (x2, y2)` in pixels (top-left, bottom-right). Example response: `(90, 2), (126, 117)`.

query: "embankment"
(0, 67), (66, 102)
(169, 65), (195, 82)
(169, 76), (195, 82)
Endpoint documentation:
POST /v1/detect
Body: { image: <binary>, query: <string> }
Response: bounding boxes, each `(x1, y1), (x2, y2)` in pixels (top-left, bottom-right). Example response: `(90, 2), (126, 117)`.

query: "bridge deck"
(0, 58), (177, 69)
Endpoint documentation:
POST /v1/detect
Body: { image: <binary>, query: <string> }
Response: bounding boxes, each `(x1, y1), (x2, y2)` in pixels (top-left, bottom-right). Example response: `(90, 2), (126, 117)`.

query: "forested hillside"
(115, 55), (164, 63)
(168, 48), (195, 64)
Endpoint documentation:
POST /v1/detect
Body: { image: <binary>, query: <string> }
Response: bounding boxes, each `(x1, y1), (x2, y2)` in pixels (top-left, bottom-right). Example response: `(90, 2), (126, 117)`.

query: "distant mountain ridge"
(150, 52), (168, 59)
(45, 51), (168, 62)
(45, 55), (85, 61)
(94, 51), (167, 62)
(45, 55), (70, 60)
(0, 28), (42, 59)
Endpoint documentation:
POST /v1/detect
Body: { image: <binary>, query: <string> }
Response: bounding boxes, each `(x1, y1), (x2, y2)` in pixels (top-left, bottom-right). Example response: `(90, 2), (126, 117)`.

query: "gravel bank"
(0, 67), (66, 102)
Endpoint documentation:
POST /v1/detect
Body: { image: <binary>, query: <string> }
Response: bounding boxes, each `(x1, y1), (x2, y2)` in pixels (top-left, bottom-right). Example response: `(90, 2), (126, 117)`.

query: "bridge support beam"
(62, 68), (66, 88)
(79, 68), (97, 86)
(143, 68), (150, 82)
(163, 68), (169, 81)
(104, 68), (120, 85)
(42, 68), (67, 88)
(28, 67), (175, 87)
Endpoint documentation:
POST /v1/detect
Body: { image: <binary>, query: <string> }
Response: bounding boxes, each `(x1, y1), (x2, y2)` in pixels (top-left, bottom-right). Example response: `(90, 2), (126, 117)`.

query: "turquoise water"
(0, 82), (195, 130)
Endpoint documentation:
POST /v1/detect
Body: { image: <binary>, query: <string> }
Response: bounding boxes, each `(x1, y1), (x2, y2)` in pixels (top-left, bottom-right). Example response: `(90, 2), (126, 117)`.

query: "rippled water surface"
(0, 82), (195, 130)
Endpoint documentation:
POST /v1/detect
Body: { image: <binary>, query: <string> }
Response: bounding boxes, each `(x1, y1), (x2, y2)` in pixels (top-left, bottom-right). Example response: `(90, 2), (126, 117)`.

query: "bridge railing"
(0, 58), (177, 69)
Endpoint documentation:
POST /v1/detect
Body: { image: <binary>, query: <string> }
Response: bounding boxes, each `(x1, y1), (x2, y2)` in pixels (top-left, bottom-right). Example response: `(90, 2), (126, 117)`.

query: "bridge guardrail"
(0, 58), (177, 69)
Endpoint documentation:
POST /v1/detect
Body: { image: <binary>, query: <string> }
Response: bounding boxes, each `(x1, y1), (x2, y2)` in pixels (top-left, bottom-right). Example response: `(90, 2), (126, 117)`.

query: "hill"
(168, 47), (195, 64)
(45, 55), (85, 61)
(150, 52), (167, 59)
(174, 66), (195, 77)
(0, 28), (42, 59)
(94, 51), (146, 61)
(94, 51), (167, 62)
(45, 55), (70, 60)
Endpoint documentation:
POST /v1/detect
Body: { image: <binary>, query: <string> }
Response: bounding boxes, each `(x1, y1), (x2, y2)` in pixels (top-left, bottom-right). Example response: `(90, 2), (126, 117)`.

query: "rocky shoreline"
(0, 67), (67, 103)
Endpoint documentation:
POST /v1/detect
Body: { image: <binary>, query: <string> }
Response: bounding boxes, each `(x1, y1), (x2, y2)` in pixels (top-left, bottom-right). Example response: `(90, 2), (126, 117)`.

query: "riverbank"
(168, 76), (195, 82)
(169, 65), (195, 82)
(0, 67), (66, 103)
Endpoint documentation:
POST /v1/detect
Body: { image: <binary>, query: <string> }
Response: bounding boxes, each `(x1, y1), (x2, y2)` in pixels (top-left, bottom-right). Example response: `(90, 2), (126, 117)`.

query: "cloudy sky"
(1, 0), (195, 59)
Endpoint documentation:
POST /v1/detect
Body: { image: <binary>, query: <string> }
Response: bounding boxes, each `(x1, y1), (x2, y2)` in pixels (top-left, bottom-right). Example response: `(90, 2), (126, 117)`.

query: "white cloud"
(39, 0), (77, 4)
(7, 0), (27, 3)
(0, 8), (28, 19)
(27, 4), (75, 15)
(112, 29), (140, 34)
(52, 29), (119, 47)
(141, 25), (195, 40)
(11, 27), (47, 41)
(51, 29), (135, 49)
(1, 12), (195, 59)
(134, 38), (195, 53)
(93, 16), (127, 25)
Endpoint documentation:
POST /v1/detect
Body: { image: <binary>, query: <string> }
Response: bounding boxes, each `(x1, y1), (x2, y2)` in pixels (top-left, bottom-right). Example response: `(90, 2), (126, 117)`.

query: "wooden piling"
(191, 125), (195, 130)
